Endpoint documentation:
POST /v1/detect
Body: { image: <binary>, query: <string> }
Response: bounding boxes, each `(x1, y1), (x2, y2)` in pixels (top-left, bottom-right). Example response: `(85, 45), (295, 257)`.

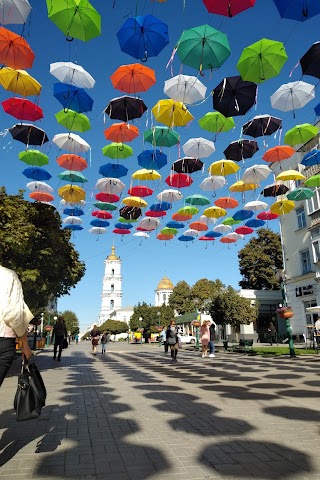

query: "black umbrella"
(300, 42), (320, 79)
(172, 157), (204, 174)
(9, 123), (49, 146)
(261, 183), (289, 197)
(224, 139), (259, 161)
(242, 114), (282, 138)
(212, 76), (257, 117)
(104, 95), (147, 121)
(119, 206), (142, 221)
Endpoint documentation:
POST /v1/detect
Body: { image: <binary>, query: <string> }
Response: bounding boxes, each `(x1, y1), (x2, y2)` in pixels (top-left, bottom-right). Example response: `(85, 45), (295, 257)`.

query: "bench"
(232, 339), (254, 352)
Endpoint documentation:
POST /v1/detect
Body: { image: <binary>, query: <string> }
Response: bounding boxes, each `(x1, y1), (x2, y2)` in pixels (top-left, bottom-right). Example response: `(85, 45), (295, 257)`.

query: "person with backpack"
(101, 332), (108, 354)
(166, 319), (179, 363)
(209, 322), (216, 358)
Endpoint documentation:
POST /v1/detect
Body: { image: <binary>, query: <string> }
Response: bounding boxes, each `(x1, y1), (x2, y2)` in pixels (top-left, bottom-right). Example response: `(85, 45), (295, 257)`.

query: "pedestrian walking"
(101, 332), (108, 354)
(209, 322), (216, 358)
(200, 321), (210, 358)
(268, 321), (277, 346)
(52, 316), (68, 361)
(75, 333), (79, 344)
(67, 330), (72, 345)
(0, 265), (33, 386)
(160, 327), (169, 353)
(91, 325), (101, 355)
(166, 320), (179, 362)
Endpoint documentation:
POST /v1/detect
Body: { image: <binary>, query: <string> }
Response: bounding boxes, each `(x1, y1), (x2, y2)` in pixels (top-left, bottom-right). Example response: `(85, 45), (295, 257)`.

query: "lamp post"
(193, 298), (201, 350)
(139, 317), (143, 344)
(157, 311), (162, 347)
(276, 270), (296, 358)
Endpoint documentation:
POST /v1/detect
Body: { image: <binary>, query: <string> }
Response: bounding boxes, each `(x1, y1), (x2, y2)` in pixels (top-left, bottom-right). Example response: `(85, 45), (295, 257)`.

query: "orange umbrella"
(262, 145), (296, 163)
(0, 27), (35, 70)
(172, 212), (192, 222)
(157, 233), (174, 240)
(214, 197), (239, 209)
(56, 154), (88, 171)
(29, 191), (54, 202)
(110, 63), (156, 94)
(189, 221), (208, 231)
(104, 122), (139, 143)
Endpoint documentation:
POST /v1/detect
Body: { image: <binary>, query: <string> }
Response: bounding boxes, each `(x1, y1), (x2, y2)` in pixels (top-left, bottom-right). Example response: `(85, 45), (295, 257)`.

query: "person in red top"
(200, 321), (210, 358)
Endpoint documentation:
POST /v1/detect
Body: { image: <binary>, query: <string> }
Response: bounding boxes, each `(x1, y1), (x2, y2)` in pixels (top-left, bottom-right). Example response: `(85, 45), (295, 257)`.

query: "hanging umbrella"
(110, 63), (156, 94)
(137, 150), (167, 170)
(178, 206), (199, 216)
(102, 143), (133, 160)
(113, 228), (130, 235)
(287, 187), (315, 200)
(172, 157), (203, 174)
(229, 180), (258, 192)
(199, 175), (226, 191)
(161, 227), (178, 235)
(226, 232), (244, 241)
(0, 26), (34, 69)
(58, 185), (85, 203)
(158, 233), (174, 241)
(133, 232), (150, 238)
(117, 14), (169, 61)
(276, 170), (306, 182)
(115, 222), (133, 230)
(301, 149), (320, 167)
(157, 189), (183, 203)
(9, 123), (48, 146)
(212, 75), (257, 117)
(270, 199), (295, 215)
(166, 221), (185, 229)
(205, 231), (221, 238)
(104, 123), (139, 143)
(202, 0), (256, 17)
(90, 219), (109, 228)
(185, 194), (210, 206)
(0, 0), (32, 25)
(273, 0), (320, 22)
(315, 103), (320, 116)
(2, 97), (43, 121)
(164, 74), (206, 104)
(284, 123), (319, 146)
(224, 139), (258, 161)
(270, 81), (315, 114)
(95, 178), (126, 194)
(62, 216), (83, 225)
(222, 216), (241, 225)
(172, 212), (192, 222)
(56, 153), (87, 171)
(150, 202), (171, 211)
(237, 38), (288, 84)
(178, 235), (194, 242)
(235, 226), (254, 235)
(0, 67), (41, 96)
(26, 181), (53, 193)
(209, 159), (240, 176)
(183, 229), (199, 237)
(152, 99), (193, 127)
(176, 24), (231, 74)
(139, 217), (160, 230)
(146, 210), (167, 218)
(96, 192), (120, 203)
(213, 224), (232, 234)
(241, 164), (272, 184)
(30, 191), (54, 203)
(63, 207), (84, 216)
(99, 163), (128, 179)
(262, 145), (295, 163)
(18, 149), (49, 166)
(128, 185), (153, 197)
(182, 137), (215, 159)
(242, 114), (282, 137)
(203, 206), (226, 218)
(55, 109), (91, 132)
(165, 173), (193, 188)
(64, 224), (83, 231)
(92, 210), (112, 220)
(58, 170), (88, 183)
(199, 111), (235, 133)
(122, 196), (147, 208)
(22, 166), (51, 181)
(89, 227), (107, 235)
(262, 183), (289, 197)
(93, 202), (117, 211)
(300, 42), (320, 79)
(132, 168), (161, 181)
(243, 200), (268, 211)
(189, 221), (208, 231)
(220, 236), (236, 244)
(144, 126), (180, 147)
(233, 209), (254, 221)
(119, 206), (142, 221)
(214, 197), (238, 209)
(105, 95), (147, 122)
(52, 133), (90, 153)
(304, 174), (320, 187)
(46, 0), (101, 41)
(53, 83), (93, 113)
(50, 61), (95, 88)
(257, 211), (278, 220)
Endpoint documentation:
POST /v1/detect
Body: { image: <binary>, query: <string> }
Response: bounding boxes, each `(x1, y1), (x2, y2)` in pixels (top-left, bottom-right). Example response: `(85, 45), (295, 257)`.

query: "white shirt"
(315, 319), (320, 331)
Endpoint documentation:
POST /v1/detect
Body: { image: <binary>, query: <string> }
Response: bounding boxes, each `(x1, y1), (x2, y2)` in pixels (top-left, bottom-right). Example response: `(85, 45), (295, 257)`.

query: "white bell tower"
(98, 245), (122, 325)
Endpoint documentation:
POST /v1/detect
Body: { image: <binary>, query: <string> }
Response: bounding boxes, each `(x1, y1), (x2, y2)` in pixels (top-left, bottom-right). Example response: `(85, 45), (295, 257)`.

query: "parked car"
(179, 334), (196, 344)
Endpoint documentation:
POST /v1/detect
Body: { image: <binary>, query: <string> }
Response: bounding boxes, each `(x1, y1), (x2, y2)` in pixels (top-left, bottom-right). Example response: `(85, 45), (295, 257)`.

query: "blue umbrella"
(22, 167), (51, 181)
(138, 150), (167, 170)
(245, 218), (265, 228)
(150, 202), (171, 212)
(90, 219), (110, 228)
(301, 149), (320, 167)
(272, 0), (320, 22)
(233, 209), (254, 221)
(114, 222), (133, 229)
(53, 83), (94, 113)
(178, 235), (194, 242)
(63, 224), (83, 231)
(166, 221), (185, 229)
(63, 207), (84, 216)
(315, 103), (320, 116)
(117, 14), (169, 61)
(204, 231), (222, 238)
(99, 163), (128, 178)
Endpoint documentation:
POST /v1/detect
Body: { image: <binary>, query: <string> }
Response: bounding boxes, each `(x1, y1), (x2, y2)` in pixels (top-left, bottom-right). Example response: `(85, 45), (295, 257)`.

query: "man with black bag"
(51, 316), (67, 361)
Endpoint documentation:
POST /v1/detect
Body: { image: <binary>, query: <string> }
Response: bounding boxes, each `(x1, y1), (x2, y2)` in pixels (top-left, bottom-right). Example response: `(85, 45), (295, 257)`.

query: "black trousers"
(53, 336), (64, 359)
(0, 338), (16, 386)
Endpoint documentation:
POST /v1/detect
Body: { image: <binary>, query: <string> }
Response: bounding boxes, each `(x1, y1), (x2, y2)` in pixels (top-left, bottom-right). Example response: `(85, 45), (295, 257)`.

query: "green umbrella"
(144, 126), (180, 147)
(237, 38), (288, 84)
(176, 24), (231, 73)
(177, 206), (199, 216)
(46, 0), (101, 42)
(55, 109), (91, 132)
(18, 149), (49, 166)
(304, 175), (320, 188)
(161, 227), (178, 236)
(222, 217), (241, 226)
(58, 170), (88, 183)
(93, 201), (118, 211)
(284, 123), (319, 146)
(287, 187), (315, 200)
(185, 194), (210, 206)
(102, 143), (133, 159)
(118, 216), (138, 223)
(198, 112), (235, 133)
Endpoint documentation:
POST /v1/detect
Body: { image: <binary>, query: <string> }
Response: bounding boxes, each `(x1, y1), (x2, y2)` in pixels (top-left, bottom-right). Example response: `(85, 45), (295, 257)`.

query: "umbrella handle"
(66, 36), (74, 42)
(140, 55), (148, 63)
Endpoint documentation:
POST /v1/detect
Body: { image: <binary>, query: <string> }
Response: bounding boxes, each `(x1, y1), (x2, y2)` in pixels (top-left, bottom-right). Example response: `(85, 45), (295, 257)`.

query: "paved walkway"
(0, 342), (320, 480)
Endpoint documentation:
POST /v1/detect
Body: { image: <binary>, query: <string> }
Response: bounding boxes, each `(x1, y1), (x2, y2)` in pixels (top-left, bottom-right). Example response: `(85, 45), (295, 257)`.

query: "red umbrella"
(199, 236), (215, 241)
(189, 221), (208, 231)
(104, 122), (139, 143)
(145, 210), (166, 218)
(2, 97), (43, 121)
(136, 226), (149, 232)
(0, 27), (35, 69)
(57, 154), (88, 171)
(172, 213), (192, 222)
(95, 192), (120, 203)
(92, 210), (113, 219)
(235, 226), (254, 235)
(29, 191), (54, 202)
(113, 228), (131, 235)
(165, 173), (193, 188)
(202, 0), (256, 17)
(128, 185), (153, 197)
(257, 211), (279, 220)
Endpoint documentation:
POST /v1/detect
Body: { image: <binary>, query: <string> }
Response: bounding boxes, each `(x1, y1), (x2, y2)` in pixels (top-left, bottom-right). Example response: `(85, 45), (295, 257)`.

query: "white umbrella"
(199, 175), (226, 191)
(89, 227), (107, 235)
(182, 137), (215, 158)
(271, 81), (315, 112)
(52, 133), (90, 153)
(198, 215), (215, 225)
(226, 232), (244, 241)
(156, 189), (183, 203)
(243, 200), (268, 211)
(242, 165), (271, 184)
(50, 61), (95, 88)
(95, 177), (126, 194)
(26, 181), (53, 193)
(60, 199), (86, 207)
(0, 0), (31, 24)
(133, 232), (150, 238)
(62, 216), (83, 225)
(183, 229), (199, 237)
(164, 74), (207, 104)
(138, 217), (160, 230)
(213, 224), (232, 234)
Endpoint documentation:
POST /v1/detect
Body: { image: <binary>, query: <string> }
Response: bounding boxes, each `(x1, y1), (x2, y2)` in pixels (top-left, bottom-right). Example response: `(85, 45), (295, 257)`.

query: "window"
(307, 188), (320, 214)
(300, 249), (312, 274)
(110, 300), (114, 309)
(111, 284), (114, 293)
(311, 228), (320, 263)
(163, 293), (166, 303)
(296, 207), (306, 229)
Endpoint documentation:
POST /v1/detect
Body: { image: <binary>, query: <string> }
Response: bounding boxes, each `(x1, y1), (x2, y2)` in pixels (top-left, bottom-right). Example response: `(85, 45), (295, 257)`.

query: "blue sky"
(2, 0), (320, 330)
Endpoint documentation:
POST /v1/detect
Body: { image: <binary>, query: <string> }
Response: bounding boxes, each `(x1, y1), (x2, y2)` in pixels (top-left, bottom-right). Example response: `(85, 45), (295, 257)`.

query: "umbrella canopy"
(122, 196), (147, 208)
(178, 206), (199, 216)
(53, 83), (93, 113)
(56, 153), (88, 171)
(133, 232), (150, 238)
(115, 222), (133, 230)
(93, 202), (117, 211)
(157, 233), (174, 240)
(178, 235), (194, 242)
(235, 226), (254, 235)
(182, 137), (215, 158)
(132, 168), (161, 181)
(145, 209), (166, 218)
(205, 231), (222, 238)
(241, 164), (271, 184)
(164, 74), (206, 104)
(273, 0), (320, 22)
(50, 61), (95, 88)
(150, 202), (171, 212)
(301, 149), (320, 167)
(270, 199), (295, 215)
(139, 217), (160, 230)
(144, 126), (180, 147)
(304, 174), (320, 188)
(222, 216), (241, 225)
(46, 0), (101, 41)
(99, 163), (128, 179)
(229, 180), (258, 192)
(29, 191), (54, 202)
(89, 227), (107, 235)
(183, 229), (199, 237)
(284, 123), (319, 146)
(172, 212), (192, 222)
(9, 123), (48, 146)
(128, 186), (153, 197)
(224, 139), (259, 161)
(117, 14), (169, 61)
(212, 75), (257, 117)
(199, 175), (226, 191)
(243, 200), (268, 211)
(26, 181), (53, 193)
(105, 95), (147, 122)
(237, 38), (288, 84)
(161, 227), (178, 235)
(110, 63), (156, 94)
(2, 97), (43, 121)
(138, 149), (167, 170)
(270, 80), (315, 113)
(104, 122), (139, 143)
(119, 206), (142, 221)
(262, 183), (289, 197)
(198, 111), (235, 133)
(300, 42), (320, 79)
(203, 206), (227, 218)
(209, 159), (240, 176)
(172, 157), (203, 174)
(233, 209), (254, 220)
(92, 210), (113, 219)
(113, 228), (130, 235)
(213, 224), (232, 234)
(152, 99), (193, 127)
(95, 192), (120, 203)
(214, 197), (239, 209)
(157, 189), (183, 203)
(102, 143), (133, 160)
(52, 133), (90, 152)
(262, 145), (295, 163)
(185, 194), (210, 206)
(276, 170), (306, 182)
(58, 185), (86, 203)
(202, 0), (256, 17)
(242, 114), (282, 137)
(90, 219), (110, 228)
(64, 224), (83, 231)
(63, 207), (84, 216)
(257, 211), (278, 220)
(22, 166), (51, 181)
(166, 221), (185, 229)
(0, 26), (34, 69)
(18, 149), (49, 166)
(62, 216), (83, 225)
(95, 178), (126, 194)
(287, 187), (315, 201)
(0, 67), (41, 96)
(176, 24), (231, 74)
(58, 170), (88, 183)
(55, 109), (91, 132)
(0, 0), (32, 25)
(165, 173), (193, 188)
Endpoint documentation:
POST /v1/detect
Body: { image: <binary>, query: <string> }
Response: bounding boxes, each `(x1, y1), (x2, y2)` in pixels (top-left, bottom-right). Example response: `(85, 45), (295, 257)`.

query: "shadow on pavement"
(264, 405), (320, 422)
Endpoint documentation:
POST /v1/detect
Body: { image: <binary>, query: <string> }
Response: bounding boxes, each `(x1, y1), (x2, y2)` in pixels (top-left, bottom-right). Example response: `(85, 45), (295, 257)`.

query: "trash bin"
(223, 341), (228, 351)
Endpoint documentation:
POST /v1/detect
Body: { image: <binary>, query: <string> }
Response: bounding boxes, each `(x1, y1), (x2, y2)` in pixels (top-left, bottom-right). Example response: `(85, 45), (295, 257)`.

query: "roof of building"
(107, 245), (119, 261)
(157, 276), (174, 291)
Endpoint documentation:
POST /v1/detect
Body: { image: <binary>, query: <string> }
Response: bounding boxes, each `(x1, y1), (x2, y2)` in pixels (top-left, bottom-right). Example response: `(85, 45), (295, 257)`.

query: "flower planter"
(279, 311), (294, 319)
(44, 325), (53, 332)
(192, 322), (201, 327)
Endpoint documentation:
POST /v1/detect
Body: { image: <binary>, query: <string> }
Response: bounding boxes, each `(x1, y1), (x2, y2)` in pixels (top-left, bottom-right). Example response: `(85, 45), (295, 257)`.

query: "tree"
(129, 302), (174, 331)
(99, 320), (128, 335)
(238, 228), (283, 290)
(209, 286), (258, 331)
(0, 188), (86, 314)
(60, 310), (79, 336)
(168, 281), (194, 314)
(190, 278), (225, 311)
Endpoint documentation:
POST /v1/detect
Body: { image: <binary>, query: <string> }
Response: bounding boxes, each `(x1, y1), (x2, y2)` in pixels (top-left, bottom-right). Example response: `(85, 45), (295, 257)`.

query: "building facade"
(155, 276), (174, 306)
(98, 246), (122, 325)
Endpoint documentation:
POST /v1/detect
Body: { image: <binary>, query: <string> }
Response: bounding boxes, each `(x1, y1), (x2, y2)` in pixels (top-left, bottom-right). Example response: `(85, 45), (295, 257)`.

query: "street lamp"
(275, 269), (296, 358)
(157, 311), (162, 347)
(139, 317), (143, 344)
(193, 298), (201, 350)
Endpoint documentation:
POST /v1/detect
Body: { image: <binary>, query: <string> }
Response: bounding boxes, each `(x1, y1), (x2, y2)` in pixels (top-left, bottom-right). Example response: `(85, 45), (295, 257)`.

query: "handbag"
(14, 360), (46, 422)
(62, 338), (68, 349)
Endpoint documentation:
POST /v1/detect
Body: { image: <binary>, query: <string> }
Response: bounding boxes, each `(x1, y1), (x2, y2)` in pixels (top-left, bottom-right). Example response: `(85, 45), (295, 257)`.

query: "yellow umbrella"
(270, 199), (295, 215)
(0, 67), (42, 96)
(122, 196), (148, 208)
(203, 206), (227, 218)
(58, 185), (85, 203)
(229, 181), (259, 192)
(276, 170), (306, 182)
(152, 99), (194, 127)
(209, 160), (240, 176)
(132, 168), (161, 181)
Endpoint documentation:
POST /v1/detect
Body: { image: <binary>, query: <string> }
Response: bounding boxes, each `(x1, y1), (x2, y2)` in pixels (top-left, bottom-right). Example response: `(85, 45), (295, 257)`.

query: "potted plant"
(276, 306), (294, 319)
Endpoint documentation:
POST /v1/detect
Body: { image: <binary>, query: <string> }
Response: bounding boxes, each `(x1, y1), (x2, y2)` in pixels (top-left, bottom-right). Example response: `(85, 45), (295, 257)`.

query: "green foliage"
(168, 281), (194, 314)
(190, 278), (225, 311)
(81, 331), (90, 340)
(60, 310), (79, 336)
(238, 228), (283, 290)
(99, 319), (128, 335)
(0, 188), (85, 314)
(129, 302), (174, 331)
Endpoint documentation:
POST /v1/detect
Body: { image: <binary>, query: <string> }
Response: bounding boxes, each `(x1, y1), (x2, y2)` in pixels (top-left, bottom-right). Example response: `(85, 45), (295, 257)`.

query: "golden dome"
(107, 245), (119, 261)
(157, 276), (174, 290)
